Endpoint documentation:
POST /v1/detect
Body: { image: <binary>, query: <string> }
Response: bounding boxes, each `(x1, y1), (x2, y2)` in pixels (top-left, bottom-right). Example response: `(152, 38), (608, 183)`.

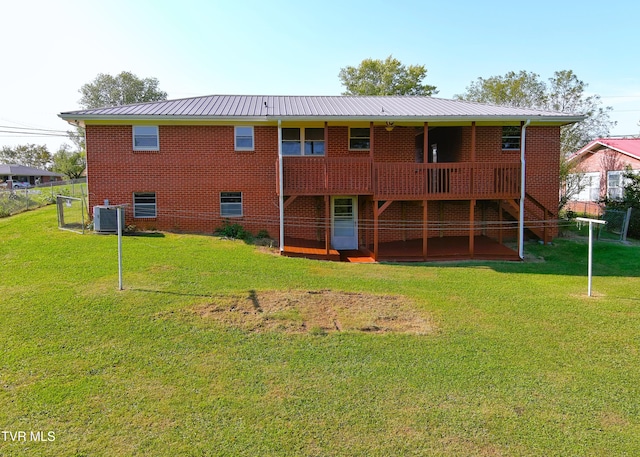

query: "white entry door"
(331, 197), (358, 250)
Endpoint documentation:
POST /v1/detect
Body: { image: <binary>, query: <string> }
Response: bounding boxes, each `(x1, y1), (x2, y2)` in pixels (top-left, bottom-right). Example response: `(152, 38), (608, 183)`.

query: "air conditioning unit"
(93, 206), (125, 233)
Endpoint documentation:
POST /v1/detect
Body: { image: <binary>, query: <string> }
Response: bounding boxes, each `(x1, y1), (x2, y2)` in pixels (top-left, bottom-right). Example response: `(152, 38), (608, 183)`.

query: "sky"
(1, 0), (638, 153)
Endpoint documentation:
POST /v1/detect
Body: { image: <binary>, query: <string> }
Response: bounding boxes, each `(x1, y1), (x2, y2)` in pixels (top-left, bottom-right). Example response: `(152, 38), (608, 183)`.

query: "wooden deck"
(279, 158), (521, 201)
(282, 236), (519, 262)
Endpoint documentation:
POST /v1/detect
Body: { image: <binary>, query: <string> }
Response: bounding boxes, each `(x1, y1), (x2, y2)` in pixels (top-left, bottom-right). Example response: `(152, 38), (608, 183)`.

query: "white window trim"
(133, 192), (157, 218)
(133, 126), (159, 151)
(220, 192), (243, 217)
(348, 127), (370, 151)
(234, 126), (255, 151)
(281, 127), (325, 156)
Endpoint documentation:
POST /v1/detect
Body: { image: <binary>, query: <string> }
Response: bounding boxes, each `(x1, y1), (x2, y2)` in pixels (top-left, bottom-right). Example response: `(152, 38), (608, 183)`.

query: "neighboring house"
(566, 138), (640, 215)
(59, 95), (583, 262)
(0, 164), (63, 187)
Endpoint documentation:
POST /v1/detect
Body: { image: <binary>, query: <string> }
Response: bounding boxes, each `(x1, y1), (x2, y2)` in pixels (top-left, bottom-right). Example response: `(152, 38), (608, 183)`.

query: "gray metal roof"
(59, 95), (584, 124)
(0, 164), (63, 177)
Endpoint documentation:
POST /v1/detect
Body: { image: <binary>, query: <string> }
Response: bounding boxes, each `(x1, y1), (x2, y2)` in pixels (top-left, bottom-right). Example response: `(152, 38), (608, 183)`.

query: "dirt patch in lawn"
(193, 290), (435, 335)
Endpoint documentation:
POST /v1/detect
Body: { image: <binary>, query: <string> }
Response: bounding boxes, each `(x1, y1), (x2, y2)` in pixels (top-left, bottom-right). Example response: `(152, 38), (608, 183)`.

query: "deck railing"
(279, 157), (520, 200)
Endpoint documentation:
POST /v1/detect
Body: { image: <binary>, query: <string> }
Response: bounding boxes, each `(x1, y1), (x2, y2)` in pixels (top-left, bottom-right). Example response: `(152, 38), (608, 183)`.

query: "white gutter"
(519, 119), (531, 260)
(278, 119), (284, 253)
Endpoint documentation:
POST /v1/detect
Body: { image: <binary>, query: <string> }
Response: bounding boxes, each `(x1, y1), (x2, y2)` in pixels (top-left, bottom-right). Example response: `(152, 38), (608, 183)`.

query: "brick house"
(566, 138), (640, 216)
(59, 95), (583, 261)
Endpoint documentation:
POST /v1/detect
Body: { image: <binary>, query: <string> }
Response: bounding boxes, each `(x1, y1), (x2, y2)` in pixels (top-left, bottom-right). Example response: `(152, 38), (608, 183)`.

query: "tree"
(338, 55), (437, 96)
(78, 71), (168, 109)
(456, 70), (547, 109)
(456, 70), (615, 157)
(0, 144), (52, 169)
(52, 144), (85, 180)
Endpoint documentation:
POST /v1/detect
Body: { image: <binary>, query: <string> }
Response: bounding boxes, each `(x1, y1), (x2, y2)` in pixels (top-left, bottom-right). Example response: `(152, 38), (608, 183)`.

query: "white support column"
(278, 119), (284, 253)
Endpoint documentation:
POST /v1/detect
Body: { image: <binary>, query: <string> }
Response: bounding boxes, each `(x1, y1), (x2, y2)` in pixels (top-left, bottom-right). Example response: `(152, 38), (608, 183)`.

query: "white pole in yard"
(117, 206), (123, 291)
(576, 217), (606, 297)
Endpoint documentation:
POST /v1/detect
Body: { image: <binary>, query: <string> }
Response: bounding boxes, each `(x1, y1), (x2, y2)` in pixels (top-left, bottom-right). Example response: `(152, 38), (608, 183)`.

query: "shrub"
(215, 221), (252, 241)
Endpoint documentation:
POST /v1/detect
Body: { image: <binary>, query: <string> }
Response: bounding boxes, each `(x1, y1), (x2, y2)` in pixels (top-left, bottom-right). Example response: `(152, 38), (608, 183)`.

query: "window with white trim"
(573, 172), (600, 202)
(133, 192), (157, 218)
(502, 126), (521, 151)
(607, 171), (624, 200)
(133, 126), (159, 151)
(349, 127), (370, 150)
(220, 192), (242, 217)
(235, 126), (254, 151)
(281, 128), (325, 156)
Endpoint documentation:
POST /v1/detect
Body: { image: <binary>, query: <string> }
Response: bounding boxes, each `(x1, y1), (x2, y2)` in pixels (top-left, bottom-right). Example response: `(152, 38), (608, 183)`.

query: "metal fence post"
(622, 207), (632, 242)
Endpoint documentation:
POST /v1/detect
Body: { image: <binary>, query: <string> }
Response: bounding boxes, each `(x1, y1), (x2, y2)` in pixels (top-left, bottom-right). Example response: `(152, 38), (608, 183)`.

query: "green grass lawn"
(1, 205), (639, 456)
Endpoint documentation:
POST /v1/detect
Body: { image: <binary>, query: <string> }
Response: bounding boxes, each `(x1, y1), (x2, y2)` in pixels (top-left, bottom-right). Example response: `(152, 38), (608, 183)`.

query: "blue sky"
(1, 0), (638, 153)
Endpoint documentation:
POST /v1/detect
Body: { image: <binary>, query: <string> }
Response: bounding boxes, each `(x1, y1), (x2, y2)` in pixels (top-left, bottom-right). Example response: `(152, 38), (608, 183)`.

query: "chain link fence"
(0, 178), (87, 218)
(601, 207), (638, 241)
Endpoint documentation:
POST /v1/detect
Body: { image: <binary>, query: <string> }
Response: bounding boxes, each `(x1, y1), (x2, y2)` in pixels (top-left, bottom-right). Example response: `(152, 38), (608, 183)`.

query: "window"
(349, 127), (370, 150)
(220, 192), (242, 217)
(281, 128), (324, 156)
(235, 126), (254, 151)
(502, 126), (521, 150)
(573, 172), (600, 202)
(607, 171), (624, 200)
(133, 192), (157, 218)
(133, 126), (159, 151)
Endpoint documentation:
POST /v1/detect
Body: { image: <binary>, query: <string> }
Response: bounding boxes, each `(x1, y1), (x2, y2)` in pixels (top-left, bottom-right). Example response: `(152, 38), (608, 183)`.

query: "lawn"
(1, 205), (639, 456)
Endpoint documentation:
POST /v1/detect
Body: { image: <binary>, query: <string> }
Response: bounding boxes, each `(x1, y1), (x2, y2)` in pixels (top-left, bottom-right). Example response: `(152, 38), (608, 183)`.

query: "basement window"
(502, 126), (521, 151)
(133, 126), (159, 151)
(220, 192), (242, 217)
(133, 192), (157, 218)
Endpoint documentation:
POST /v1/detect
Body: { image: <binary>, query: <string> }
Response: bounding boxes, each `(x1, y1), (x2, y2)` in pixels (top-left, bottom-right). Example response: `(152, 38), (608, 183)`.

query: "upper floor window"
(502, 126), (521, 151)
(282, 128), (325, 156)
(349, 127), (370, 150)
(235, 126), (254, 151)
(133, 192), (157, 218)
(133, 126), (159, 151)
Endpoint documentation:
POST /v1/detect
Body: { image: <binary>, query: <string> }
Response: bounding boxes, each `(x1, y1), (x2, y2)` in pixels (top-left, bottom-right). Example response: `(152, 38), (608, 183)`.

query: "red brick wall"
(85, 123), (561, 243)
(85, 125), (280, 236)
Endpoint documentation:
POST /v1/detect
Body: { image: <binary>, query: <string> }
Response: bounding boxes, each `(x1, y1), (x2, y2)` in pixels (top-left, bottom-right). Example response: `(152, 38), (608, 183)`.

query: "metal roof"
(570, 138), (640, 161)
(59, 95), (584, 124)
(0, 164), (63, 177)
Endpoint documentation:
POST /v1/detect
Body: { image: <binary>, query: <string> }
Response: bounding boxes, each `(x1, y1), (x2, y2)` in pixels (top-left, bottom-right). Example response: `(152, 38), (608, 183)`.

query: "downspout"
(278, 119), (284, 253)
(519, 119), (531, 260)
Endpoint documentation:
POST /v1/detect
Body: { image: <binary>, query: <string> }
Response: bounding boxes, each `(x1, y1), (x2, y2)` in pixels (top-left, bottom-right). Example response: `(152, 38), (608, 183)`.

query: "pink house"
(59, 95), (583, 261)
(566, 138), (640, 215)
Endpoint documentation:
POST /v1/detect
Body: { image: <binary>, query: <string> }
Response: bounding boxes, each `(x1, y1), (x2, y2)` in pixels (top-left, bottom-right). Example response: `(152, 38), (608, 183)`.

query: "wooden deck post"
(498, 200), (503, 244)
(325, 195), (331, 256)
(373, 200), (379, 260)
(469, 200), (475, 258)
(422, 200), (428, 260)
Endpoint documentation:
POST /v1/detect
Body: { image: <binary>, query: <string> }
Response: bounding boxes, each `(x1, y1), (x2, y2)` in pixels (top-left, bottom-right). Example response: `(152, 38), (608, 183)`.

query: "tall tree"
(52, 144), (86, 179)
(338, 55), (437, 96)
(455, 70), (615, 156)
(0, 144), (52, 169)
(457, 70), (547, 109)
(78, 71), (168, 109)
